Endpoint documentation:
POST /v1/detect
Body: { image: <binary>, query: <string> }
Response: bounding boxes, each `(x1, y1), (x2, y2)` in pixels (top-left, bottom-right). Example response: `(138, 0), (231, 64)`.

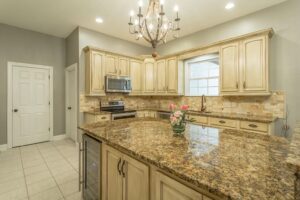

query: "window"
(185, 54), (219, 96)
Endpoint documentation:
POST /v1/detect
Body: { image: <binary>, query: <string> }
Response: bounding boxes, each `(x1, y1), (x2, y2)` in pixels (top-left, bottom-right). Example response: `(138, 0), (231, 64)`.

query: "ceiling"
(0, 0), (287, 46)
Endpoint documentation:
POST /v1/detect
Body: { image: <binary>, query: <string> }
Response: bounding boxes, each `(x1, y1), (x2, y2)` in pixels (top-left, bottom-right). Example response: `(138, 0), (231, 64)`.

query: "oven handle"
(79, 142), (84, 191)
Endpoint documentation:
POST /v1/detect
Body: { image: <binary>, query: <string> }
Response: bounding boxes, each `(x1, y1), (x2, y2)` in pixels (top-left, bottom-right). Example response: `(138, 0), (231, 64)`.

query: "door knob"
(13, 109), (18, 112)
(68, 107), (72, 110)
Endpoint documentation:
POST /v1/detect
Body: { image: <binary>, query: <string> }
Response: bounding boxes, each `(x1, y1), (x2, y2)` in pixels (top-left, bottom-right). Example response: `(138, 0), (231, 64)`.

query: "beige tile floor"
(0, 139), (82, 200)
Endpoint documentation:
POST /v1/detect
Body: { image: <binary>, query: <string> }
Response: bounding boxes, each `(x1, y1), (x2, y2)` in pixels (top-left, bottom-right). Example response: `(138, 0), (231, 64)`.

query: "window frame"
(185, 53), (220, 97)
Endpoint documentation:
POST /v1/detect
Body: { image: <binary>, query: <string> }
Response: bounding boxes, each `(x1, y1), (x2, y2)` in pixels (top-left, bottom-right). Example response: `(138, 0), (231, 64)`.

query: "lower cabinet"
(154, 172), (208, 200)
(102, 144), (149, 200)
(137, 111), (157, 118)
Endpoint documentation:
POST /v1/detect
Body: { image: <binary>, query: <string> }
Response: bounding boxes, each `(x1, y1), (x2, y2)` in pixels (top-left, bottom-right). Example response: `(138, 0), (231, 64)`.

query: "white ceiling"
(0, 0), (287, 46)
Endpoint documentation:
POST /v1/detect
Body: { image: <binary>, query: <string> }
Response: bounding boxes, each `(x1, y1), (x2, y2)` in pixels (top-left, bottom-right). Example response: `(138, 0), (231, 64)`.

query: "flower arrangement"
(169, 104), (190, 136)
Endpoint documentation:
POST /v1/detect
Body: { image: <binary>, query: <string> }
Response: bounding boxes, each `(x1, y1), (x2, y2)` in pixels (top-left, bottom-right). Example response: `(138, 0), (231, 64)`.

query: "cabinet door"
(86, 51), (105, 95)
(241, 35), (267, 92)
(119, 57), (130, 76)
(220, 42), (239, 93)
(102, 145), (123, 200)
(166, 57), (178, 94)
(123, 155), (149, 200)
(105, 54), (118, 75)
(144, 60), (156, 93)
(155, 172), (202, 200)
(156, 60), (167, 94)
(130, 59), (143, 94)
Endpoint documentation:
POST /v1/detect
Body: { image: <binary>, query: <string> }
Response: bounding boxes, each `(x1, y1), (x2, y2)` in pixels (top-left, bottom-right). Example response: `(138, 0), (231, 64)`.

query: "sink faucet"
(200, 95), (206, 112)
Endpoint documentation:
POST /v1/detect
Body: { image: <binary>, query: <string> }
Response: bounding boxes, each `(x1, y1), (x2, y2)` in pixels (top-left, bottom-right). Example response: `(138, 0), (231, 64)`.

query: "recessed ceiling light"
(95, 17), (103, 24)
(225, 2), (235, 10)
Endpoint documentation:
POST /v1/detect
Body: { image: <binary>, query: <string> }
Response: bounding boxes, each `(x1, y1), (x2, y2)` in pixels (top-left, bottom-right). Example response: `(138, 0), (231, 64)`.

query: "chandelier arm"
(144, 20), (155, 43)
(129, 26), (136, 34)
(157, 29), (169, 43)
(155, 18), (161, 41)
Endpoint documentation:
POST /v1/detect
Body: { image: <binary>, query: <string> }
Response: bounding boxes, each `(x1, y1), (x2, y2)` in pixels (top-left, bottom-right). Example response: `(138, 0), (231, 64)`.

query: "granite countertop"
(79, 118), (295, 200)
(287, 122), (300, 172)
(134, 107), (277, 123)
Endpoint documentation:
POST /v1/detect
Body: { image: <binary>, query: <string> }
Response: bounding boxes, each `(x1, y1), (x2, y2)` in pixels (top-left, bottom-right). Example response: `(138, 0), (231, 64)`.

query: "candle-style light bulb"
(174, 5), (179, 12)
(130, 10), (135, 17)
(138, 0), (143, 7)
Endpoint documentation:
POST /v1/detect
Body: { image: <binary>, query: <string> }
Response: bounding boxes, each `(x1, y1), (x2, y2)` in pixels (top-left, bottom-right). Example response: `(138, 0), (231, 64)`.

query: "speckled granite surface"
(79, 118), (295, 200)
(287, 123), (300, 171)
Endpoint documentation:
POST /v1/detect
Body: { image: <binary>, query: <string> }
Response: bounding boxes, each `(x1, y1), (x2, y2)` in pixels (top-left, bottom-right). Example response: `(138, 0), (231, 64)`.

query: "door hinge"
(48, 75), (50, 79)
(48, 128), (50, 132)
(49, 101), (50, 105)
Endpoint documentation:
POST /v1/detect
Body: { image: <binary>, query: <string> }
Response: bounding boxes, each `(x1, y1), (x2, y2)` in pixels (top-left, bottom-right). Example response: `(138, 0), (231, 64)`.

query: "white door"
(66, 65), (77, 141)
(12, 66), (51, 147)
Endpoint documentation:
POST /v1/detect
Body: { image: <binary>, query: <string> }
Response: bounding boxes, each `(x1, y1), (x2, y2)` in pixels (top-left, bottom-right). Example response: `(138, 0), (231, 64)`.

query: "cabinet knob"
(219, 120), (226, 124)
(248, 124), (258, 128)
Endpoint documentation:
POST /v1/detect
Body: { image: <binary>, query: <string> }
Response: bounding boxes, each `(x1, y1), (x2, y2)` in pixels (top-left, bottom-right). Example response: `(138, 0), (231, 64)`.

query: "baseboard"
(52, 134), (67, 141)
(0, 144), (8, 151)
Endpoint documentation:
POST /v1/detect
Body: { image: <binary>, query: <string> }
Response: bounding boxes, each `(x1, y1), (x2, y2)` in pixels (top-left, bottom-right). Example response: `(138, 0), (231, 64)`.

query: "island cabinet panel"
(102, 145), (123, 200)
(241, 35), (267, 92)
(220, 42), (240, 93)
(154, 172), (203, 200)
(85, 50), (106, 96)
(130, 59), (144, 95)
(105, 54), (119, 75)
(123, 154), (149, 200)
(156, 60), (167, 94)
(102, 144), (150, 200)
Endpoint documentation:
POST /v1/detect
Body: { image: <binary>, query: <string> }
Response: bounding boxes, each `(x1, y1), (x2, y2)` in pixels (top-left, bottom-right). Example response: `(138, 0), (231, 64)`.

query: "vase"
(172, 124), (186, 136)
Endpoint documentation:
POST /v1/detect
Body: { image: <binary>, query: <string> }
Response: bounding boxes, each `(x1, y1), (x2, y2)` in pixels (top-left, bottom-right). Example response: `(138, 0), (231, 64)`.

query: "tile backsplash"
(80, 91), (285, 118)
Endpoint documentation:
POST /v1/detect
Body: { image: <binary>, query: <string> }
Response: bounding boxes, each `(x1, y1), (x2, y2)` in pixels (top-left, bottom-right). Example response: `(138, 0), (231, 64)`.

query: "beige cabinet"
(130, 59), (144, 95)
(220, 34), (270, 96)
(166, 57), (178, 94)
(105, 54), (119, 75)
(156, 60), (167, 94)
(220, 42), (239, 93)
(85, 50), (106, 96)
(102, 144), (149, 200)
(241, 35), (268, 92)
(154, 172), (203, 200)
(144, 59), (156, 94)
(118, 57), (130, 76)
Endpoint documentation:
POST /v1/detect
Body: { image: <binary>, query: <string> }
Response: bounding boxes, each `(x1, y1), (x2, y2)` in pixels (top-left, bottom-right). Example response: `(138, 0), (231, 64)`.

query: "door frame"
(7, 62), (54, 148)
(65, 63), (78, 141)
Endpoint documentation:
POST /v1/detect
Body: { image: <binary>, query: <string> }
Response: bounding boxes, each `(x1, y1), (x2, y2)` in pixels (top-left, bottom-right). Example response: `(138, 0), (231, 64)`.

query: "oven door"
(112, 112), (136, 120)
(105, 75), (131, 93)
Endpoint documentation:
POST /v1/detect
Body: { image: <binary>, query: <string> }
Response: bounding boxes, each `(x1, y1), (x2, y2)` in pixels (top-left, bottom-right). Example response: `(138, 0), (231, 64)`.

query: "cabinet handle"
(166, 86), (168, 91)
(243, 81), (246, 88)
(236, 82), (239, 89)
(219, 120), (226, 124)
(101, 116), (106, 120)
(117, 158), (122, 175)
(121, 160), (126, 177)
(78, 143), (84, 191)
(249, 124), (258, 128)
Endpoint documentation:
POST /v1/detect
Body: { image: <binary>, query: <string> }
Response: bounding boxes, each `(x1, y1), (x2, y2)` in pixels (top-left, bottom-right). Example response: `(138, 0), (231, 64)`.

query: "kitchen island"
(79, 118), (296, 200)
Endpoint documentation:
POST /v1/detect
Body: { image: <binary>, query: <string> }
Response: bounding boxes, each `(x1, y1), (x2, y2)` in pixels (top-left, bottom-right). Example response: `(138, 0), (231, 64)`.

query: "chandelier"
(128, 0), (181, 57)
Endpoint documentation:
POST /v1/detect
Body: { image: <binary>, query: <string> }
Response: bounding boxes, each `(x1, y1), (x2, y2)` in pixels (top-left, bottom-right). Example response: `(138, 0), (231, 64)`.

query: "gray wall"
(66, 27), (79, 67)
(157, 0), (300, 136)
(0, 23), (66, 145)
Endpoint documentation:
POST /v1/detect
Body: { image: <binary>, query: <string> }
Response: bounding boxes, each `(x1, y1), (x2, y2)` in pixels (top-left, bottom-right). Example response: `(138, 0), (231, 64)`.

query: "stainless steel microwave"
(105, 75), (132, 93)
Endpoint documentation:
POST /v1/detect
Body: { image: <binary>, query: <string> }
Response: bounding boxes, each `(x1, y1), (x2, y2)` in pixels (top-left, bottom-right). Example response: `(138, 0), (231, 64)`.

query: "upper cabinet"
(143, 58), (156, 94)
(156, 60), (167, 94)
(130, 59), (144, 95)
(118, 57), (130, 76)
(85, 49), (106, 96)
(105, 54), (119, 75)
(220, 32), (271, 96)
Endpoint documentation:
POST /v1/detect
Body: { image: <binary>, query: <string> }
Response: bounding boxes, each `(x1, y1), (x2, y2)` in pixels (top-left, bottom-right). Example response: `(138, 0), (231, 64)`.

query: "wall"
(66, 27), (79, 67)
(0, 23), (66, 145)
(156, 0), (300, 136)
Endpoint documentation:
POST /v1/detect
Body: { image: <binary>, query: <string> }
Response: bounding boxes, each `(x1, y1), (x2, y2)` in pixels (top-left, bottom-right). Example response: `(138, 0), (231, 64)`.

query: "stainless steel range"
(100, 100), (136, 120)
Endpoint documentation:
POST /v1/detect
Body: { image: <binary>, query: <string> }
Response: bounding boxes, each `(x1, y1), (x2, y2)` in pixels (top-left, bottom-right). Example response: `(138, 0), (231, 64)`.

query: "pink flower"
(180, 105), (189, 111)
(169, 103), (176, 110)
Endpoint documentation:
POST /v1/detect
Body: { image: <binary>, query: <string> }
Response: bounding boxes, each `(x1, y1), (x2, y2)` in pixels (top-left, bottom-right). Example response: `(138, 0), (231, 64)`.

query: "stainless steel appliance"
(100, 100), (136, 120)
(157, 111), (172, 120)
(80, 134), (101, 200)
(105, 75), (131, 93)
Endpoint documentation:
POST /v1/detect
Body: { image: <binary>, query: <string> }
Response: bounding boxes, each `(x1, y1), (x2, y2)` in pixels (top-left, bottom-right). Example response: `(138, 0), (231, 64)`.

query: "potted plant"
(169, 104), (193, 136)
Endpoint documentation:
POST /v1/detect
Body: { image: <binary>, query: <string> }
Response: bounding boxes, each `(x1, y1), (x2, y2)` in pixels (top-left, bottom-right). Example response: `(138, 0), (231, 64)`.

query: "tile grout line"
(19, 147), (30, 200)
(36, 142), (66, 200)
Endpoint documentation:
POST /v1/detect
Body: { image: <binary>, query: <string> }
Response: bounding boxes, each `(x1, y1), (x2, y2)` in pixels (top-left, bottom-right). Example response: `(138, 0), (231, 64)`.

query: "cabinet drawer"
(210, 118), (237, 128)
(95, 115), (111, 122)
(240, 121), (268, 133)
(188, 115), (208, 124)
